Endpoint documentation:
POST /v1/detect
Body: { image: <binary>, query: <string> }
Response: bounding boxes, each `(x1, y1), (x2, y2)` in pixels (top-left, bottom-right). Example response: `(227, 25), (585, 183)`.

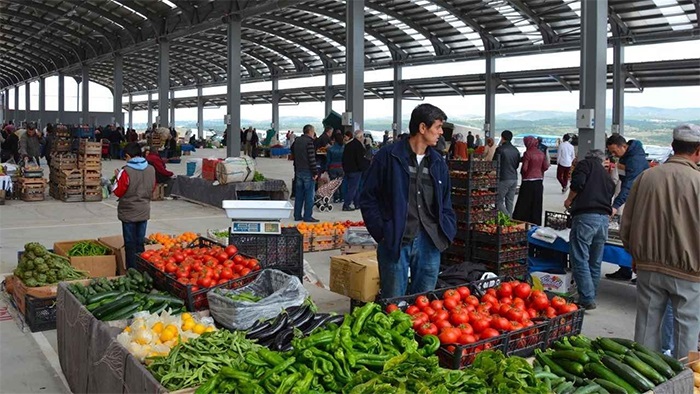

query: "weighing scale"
(222, 200), (294, 235)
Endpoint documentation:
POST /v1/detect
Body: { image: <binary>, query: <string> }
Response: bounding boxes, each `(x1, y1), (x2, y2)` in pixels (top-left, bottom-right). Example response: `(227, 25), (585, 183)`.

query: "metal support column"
(0, 90), (5, 123)
(169, 90), (175, 127)
(14, 86), (19, 122)
(113, 53), (124, 127)
(392, 63), (402, 138)
(158, 38), (170, 127)
(612, 41), (625, 135)
(197, 86), (204, 139)
(57, 72), (65, 123)
(128, 94), (133, 130)
(578, 0), (607, 154)
(271, 77), (280, 132)
(226, 16), (242, 157)
(345, 0), (364, 131)
(484, 53), (496, 139)
(38, 77), (45, 129)
(147, 92), (153, 128)
(81, 66), (90, 125)
(24, 81), (30, 122)
(324, 71), (333, 117)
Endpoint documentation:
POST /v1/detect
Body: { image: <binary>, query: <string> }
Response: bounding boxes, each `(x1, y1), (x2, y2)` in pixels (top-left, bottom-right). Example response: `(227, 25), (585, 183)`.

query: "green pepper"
(333, 316), (352, 349)
(351, 303), (379, 336)
(219, 367), (253, 381)
(291, 370), (314, 394)
(193, 373), (221, 394)
(260, 357), (296, 382)
(347, 351), (392, 368)
(419, 335), (440, 357)
(245, 352), (268, 367)
(258, 347), (285, 366)
(297, 330), (335, 350)
(275, 372), (300, 394)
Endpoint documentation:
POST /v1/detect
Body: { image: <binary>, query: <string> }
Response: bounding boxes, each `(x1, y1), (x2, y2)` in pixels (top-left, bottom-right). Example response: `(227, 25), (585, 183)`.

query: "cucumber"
(597, 338), (631, 355)
(102, 303), (140, 321)
(93, 296), (135, 319)
(570, 336), (594, 349)
(146, 293), (184, 306)
(656, 352), (684, 374)
(558, 360), (585, 376)
(85, 290), (121, 304)
(148, 302), (167, 314)
(622, 355), (666, 385)
(585, 363), (640, 394)
(572, 383), (601, 394)
(609, 338), (636, 349)
(550, 350), (591, 364)
(555, 381), (575, 394)
(593, 378), (628, 394)
(535, 351), (584, 385)
(601, 356), (655, 392)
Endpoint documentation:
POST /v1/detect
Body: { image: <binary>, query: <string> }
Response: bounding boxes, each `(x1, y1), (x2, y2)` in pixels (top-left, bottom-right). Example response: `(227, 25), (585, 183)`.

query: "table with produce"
(7, 233), (696, 394)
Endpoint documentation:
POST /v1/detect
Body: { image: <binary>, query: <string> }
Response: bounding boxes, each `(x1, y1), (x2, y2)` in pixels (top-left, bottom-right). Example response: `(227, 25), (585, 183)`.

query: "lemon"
(181, 313), (193, 321)
(205, 326), (215, 333)
(192, 324), (206, 335)
(152, 322), (164, 334)
(165, 324), (179, 335)
(124, 326), (132, 333)
(159, 330), (175, 342)
(181, 320), (195, 331)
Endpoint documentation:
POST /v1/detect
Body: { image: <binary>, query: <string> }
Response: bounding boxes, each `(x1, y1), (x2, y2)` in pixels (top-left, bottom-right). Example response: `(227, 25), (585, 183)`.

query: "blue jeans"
(661, 301), (674, 354)
(343, 171), (362, 209)
(570, 213), (608, 305)
(294, 170), (315, 221)
(377, 230), (441, 298)
(122, 221), (148, 271)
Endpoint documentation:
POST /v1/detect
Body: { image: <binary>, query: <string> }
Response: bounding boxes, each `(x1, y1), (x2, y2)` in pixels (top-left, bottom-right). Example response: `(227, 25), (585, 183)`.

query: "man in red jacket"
(145, 149), (174, 184)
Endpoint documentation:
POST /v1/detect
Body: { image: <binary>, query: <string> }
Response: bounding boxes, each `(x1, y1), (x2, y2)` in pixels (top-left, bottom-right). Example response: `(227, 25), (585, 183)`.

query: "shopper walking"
(1, 125), (20, 163)
(466, 131), (475, 149)
(360, 103), (456, 298)
(513, 136), (550, 225)
(113, 143), (156, 270)
(243, 127), (255, 156)
(291, 124), (319, 222)
(605, 134), (650, 281)
(326, 132), (345, 203)
(495, 130), (521, 216)
(475, 134), (483, 147)
(341, 130), (369, 211)
(556, 134), (576, 192)
(621, 124), (700, 359)
(564, 150), (615, 310)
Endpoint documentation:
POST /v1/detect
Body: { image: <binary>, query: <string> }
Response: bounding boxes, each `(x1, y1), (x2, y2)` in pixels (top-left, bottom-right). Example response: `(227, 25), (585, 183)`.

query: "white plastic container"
(222, 200), (293, 220)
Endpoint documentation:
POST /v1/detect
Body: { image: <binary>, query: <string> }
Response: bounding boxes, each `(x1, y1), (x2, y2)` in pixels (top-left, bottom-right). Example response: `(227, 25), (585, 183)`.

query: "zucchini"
(601, 356), (655, 392)
(85, 290), (121, 304)
(557, 360), (585, 376)
(609, 338), (636, 349)
(597, 338), (630, 355)
(555, 381), (575, 394)
(551, 350), (591, 364)
(622, 355), (666, 385)
(93, 296), (135, 319)
(570, 336), (594, 349)
(656, 352), (684, 374)
(102, 303), (140, 321)
(146, 293), (185, 306)
(572, 383), (601, 394)
(148, 302), (167, 314)
(535, 351), (583, 385)
(593, 378), (628, 394)
(584, 363), (640, 394)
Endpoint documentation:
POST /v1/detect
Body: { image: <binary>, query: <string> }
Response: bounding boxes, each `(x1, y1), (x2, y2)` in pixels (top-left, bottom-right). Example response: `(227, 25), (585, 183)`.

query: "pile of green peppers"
(195, 302), (440, 394)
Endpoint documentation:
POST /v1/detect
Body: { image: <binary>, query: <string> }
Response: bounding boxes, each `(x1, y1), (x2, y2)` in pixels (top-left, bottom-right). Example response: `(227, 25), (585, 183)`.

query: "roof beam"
(442, 81), (464, 97)
(0, 18), (85, 63)
(405, 85), (424, 100)
(495, 77), (515, 94)
(365, 87), (385, 100)
(0, 27), (72, 68)
(505, 0), (560, 44)
(426, 0), (500, 49)
(549, 74), (572, 92)
(204, 31), (309, 72)
(624, 70), (644, 92)
(608, 7), (631, 39)
(170, 39), (257, 78)
(244, 25), (337, 68)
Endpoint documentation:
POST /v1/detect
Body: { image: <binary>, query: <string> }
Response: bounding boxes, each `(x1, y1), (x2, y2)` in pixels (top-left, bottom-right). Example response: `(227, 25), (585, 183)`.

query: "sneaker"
(304, 218), (320, 223)
(581, 302), (597, 310)
(605, 268), (632, 281)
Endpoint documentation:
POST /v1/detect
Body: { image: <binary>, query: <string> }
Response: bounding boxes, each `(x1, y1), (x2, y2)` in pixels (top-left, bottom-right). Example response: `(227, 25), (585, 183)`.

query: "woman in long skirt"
(513, 136), (550, 225)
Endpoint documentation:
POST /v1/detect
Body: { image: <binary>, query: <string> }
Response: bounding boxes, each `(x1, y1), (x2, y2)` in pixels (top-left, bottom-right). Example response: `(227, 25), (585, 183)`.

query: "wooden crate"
(51, 153), (77, 170)
(52, 138), (72, 153)
(79, 140), (101, 155)
(19, 177), (47, 186)
(55, 169), (83, 186)
(21, 183), (46, 202)
(83, 185), (102, 202)
(83, 169), (101, 186)
(78, 155), (101, 170)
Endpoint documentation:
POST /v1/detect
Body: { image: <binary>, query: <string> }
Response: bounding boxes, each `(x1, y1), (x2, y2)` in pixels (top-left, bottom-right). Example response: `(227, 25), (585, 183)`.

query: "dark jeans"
(122, 221), (148, 271)
(110, 143), (120, 159)
(294, 170), (315, 221)
(343, 171), (362, 209)
(377, 230), (441, 298)
(570, 213), (608, 305)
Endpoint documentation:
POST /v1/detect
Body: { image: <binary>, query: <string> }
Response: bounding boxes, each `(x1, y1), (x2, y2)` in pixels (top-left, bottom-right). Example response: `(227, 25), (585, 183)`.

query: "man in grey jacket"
(495, 130), (521, 216)
(19, 122), (44, 166)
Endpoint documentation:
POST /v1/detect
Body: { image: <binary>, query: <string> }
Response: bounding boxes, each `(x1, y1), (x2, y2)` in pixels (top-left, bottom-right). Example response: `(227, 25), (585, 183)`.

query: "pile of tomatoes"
(385, 280), (578, 349)
(139, 244), (261, 292)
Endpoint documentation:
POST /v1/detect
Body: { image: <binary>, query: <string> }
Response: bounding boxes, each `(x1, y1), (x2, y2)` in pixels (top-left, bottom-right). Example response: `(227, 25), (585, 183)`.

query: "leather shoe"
(581, 302), (597, 310)
(304, 218), (320, 223)
(605, 269), (632, 281)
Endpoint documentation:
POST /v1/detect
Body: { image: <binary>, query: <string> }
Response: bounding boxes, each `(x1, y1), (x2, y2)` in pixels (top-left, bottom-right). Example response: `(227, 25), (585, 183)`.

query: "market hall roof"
(0, 0), (698, 92)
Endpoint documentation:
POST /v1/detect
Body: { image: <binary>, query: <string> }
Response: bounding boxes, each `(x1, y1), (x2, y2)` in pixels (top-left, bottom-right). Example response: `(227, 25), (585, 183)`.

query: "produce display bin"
(452, 192), (497, 207)
(471, 224), (530, 245)
(448, 160), (499, 173)
(544, 211), (571, 230)
(482, 260), (529, 279)
(24, 294), (57, 332)
(473, 246), (529, 263)
(545, 305), (585, 346)
(228, 227), (303, 280)
(503, 319), (550, 357)
(436, 334), (508, 369)
(451, 177), (499, 190)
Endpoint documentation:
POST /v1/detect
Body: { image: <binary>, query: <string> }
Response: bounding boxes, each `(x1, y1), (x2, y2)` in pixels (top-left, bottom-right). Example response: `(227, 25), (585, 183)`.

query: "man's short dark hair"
(606, 134), (626, 147)
(302, 124), (314, 135)
(672, 139), (700, 155)
(501, 130), (513, 142)
(333, 133), (344, 145)
(324, 126), (333, 133)
(408, 104), (447, 136)
(563, 134), (571, 142)
(124, 142), (142, 158)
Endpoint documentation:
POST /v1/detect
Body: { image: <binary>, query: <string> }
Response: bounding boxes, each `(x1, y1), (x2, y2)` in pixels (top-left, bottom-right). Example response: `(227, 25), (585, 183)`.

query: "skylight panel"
(652, 0), (694, 30)
(365, 7), (434, 55)
(161, 0), (177, 9)
(106, 0), (148, 20)
(410, 0), (485, 51)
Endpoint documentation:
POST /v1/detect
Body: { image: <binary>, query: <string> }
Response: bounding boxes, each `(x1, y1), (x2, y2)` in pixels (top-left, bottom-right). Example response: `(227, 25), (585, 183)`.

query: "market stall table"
(527, 227), (632, 270)
(169, 176), (288, 207)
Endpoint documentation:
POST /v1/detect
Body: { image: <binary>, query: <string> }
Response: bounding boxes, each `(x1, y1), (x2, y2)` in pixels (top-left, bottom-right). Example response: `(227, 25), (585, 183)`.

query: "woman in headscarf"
(512, 136), (550, 225)
(484, 137), (497, 161)
(449, 133), (468, 160)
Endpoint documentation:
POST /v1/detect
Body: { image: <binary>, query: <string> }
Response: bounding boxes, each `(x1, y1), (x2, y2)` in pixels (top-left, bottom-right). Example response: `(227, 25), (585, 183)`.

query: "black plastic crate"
(544, 211), (571, 230)
(229, 227), (304, 281)
(451, 192), (498, 208)
(451, 177), (499, 190)
(448, 160), (498, 173)
(483, 260), (529, 279)
(504, 319), (550, 357)
(454, 208), (498, 225)
(545, 306), (585, 346)
(471, 222), (530, 245)
(25, 294), (57, 332)
(473, 245), (529, 263)
(378, 291), (440, 312)
(437, 334), (508, 369)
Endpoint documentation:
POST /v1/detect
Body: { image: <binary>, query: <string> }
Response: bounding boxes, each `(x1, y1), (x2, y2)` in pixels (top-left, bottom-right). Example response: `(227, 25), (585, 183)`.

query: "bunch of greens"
(253, 171), (266, 182)
(14, 242), (88, 287)
(67, 241), (110, 256)
(485, 212), (516, 227)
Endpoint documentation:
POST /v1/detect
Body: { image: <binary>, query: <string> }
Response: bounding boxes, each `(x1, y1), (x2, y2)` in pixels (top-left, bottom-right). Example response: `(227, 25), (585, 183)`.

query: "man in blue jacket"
(605, 134), (649, 281)
(359, 104), (457, 298)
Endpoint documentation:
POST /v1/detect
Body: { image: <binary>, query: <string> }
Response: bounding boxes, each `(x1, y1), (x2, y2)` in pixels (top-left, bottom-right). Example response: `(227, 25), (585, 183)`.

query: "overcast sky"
(7, 41), (700, 127)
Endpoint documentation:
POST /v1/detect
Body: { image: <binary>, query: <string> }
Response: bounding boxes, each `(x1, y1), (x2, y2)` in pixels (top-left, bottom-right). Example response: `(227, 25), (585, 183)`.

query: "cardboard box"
(98, 235), (161, 275)
(340, 243), (377, 255)
(329, 251), (380, 302)
(8, 275), (58, 315)
(531, 271), (577, 295)
(54, 240), (117, 278)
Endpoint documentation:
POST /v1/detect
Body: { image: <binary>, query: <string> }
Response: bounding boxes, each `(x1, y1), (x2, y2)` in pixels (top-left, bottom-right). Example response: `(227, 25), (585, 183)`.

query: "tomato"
(551, 296), (567, 311)
(499, 304), (512, 316)
(481, 294), (498, 305)
(438, 327), (460, 344)
(422, 306), (436, 317)
(191, 286), (200, 292)
(526, 308), (538, 319)
(497, 282), (513, 298)
(514, 283), (532, 299)
(415, 295), (430, 309)
(218, 279), (229, 285)
(173, 253), (185, 263)
(167, 257), (177, 265)
(417, 322), (438, 336)
(486, 288), (497, 297)
(529, 294), (550, 311)
(460, 334), (476, 344)
(493, 317), (511, 331)
(192, 262), (203, 272)
(141, 251), (154, 259)
(433, 309), (449, 322)
(458, 323), (474, 335)
(223, 259), (234, 268)
(465, 295), (479, 307)
(221, 267), (234, 280)
(429, 300), (444, 311)
(449, 311), (469, 326)
(545, 307), (557, 319)
(247, 258), (259, 268)
(250, 264), (261, 272)
(198, 277), (213, 288)
(406, 305), (420, 315)
(456, 286), (471, 300)
(506, 308), (525, 323)
(471, 318), (490, 333)
(559, 303), (578, 314)
(165, 262), (178, 273)
(481, 328), (500, 339)
(443, 297), (460, 311)
(385, 304), (399, 313)
(510, 321), (524, 331)
(233, 254), (244, 263)
(512, 298), (526, 309)
(435, 319), (453, 331)
(225, 245), (238, 256)
(240, 268), (252, 276)
(443, 289), (461, 303)
(412, 312), (429, 329)
(176, 269), (189, 279)
(177, 277), (189, 285)
(499, 297), (513, 305)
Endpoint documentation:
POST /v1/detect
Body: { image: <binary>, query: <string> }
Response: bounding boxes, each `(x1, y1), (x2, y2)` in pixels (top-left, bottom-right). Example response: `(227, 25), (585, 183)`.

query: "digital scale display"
(231, 221), (281, 235)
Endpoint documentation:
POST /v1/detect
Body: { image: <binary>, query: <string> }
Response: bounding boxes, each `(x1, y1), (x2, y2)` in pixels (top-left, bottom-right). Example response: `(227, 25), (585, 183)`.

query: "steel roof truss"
(549, 74), (572, 92)
(505, 0), (561, 44)
(624, 70), (644, 92)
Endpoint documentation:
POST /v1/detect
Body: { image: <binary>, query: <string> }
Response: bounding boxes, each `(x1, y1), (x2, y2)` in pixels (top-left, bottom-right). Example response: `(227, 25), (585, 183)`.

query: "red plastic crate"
(436, 334), (508, 369)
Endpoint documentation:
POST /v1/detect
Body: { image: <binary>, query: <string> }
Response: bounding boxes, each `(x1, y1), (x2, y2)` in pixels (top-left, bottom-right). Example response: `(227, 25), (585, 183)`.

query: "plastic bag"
(344, 227), (377, 246)
(207, 269), (308, 330)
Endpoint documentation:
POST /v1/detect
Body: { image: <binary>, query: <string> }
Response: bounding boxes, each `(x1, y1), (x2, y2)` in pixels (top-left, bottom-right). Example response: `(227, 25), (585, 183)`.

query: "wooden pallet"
(78, 157), (102, 170)
(83, 169), (101, 186)
(50, 153), (77, 170)
(21, 183), (46, 202)
(83, 185), (102, 202)
(19, 177), (47, 186)
(79, 140), (102, 155)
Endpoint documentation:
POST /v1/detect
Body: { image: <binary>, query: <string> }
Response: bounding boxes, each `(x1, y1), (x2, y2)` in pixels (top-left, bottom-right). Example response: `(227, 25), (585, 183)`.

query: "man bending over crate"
(113, 143), (156, 270)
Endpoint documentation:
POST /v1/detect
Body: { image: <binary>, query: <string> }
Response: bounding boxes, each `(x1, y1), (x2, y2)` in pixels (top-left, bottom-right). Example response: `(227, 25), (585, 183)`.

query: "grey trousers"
(498, 179), (518, 217)
(635, 270), (700, 359)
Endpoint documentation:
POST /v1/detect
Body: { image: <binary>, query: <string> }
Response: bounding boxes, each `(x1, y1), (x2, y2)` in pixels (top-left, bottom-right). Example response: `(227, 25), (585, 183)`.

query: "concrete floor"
(0, 148), (638, 394)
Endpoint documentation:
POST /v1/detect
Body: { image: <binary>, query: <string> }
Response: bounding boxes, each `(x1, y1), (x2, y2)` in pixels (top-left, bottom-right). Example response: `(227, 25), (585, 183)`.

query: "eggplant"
(245, 319), (273, 338)
(290, 306), (315, 329)
(324, 314), (345, 326)
(287, 304), (309, 323)
(274, 328), (295, 351)
(249, 313), (288, 341)
(300, 313), (332, 336)
(280, 343), (293, 352)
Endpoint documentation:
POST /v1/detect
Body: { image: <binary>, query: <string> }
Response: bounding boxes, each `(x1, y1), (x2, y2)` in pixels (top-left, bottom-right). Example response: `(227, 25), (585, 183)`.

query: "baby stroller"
(314, 177), (343, 212)
(101, 139), (111, 160)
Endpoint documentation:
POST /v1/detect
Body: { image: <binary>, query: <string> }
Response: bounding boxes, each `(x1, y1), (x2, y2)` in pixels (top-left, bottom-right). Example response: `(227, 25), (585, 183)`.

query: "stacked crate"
(19, 168), (46, 202)
(471, 220), (530, 278)
(49, 152), (78, 201)
(52, 125), (72, 154)
(79, 140), (102, 202)
(443, 160), (499, 264)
